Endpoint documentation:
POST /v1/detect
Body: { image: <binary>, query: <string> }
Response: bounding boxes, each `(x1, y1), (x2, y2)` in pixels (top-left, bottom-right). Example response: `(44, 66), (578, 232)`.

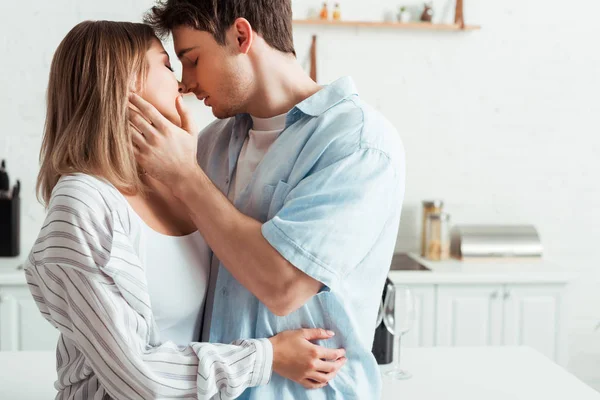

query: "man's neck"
(245, 48), (321, 118)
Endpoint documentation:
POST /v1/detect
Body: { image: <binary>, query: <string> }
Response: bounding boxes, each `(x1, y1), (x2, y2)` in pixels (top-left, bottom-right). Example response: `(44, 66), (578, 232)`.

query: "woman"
(25, 21), (346, 400)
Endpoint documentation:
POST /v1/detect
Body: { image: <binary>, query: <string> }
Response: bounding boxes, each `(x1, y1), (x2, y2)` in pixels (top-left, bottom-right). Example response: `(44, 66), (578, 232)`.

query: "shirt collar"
(294, 76), (358, 117)
(233, 76), (359, 127)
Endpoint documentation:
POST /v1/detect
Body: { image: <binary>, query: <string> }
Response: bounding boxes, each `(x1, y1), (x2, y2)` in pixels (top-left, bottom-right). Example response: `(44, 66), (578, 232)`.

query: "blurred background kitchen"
(1, 0), (599, 396)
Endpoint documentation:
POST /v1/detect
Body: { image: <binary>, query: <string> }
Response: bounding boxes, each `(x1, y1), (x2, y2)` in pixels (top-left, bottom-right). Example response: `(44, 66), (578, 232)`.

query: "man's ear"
(230, 17), (253, 55)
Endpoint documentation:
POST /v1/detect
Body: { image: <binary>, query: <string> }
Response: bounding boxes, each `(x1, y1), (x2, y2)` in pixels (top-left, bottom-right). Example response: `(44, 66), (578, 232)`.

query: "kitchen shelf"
(293, 19), (481, 31)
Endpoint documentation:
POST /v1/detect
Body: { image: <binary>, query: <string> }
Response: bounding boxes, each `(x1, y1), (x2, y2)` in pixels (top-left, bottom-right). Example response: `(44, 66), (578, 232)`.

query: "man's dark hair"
(145, 0), (295, 56)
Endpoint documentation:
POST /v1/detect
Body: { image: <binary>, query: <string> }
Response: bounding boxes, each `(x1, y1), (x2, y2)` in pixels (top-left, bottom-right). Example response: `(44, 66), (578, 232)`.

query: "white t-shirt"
(142, 222), (210, 346)
(231, 113), (287, 201)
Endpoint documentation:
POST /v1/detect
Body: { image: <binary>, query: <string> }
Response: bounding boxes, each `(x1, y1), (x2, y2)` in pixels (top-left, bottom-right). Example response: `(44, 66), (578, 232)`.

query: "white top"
(142, 223), (210, 347)
(381, 347), (599, 400)
(231, 113), (287, 200)
(24, 174), (272, 400)
(5, 347), (597, 400)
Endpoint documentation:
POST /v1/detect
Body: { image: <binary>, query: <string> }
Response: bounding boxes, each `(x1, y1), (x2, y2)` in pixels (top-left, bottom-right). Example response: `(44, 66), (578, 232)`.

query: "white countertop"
(381, 346), (598, 400)
(0, 269), (26, 285)
(388, 253), (576, 285)
(1, 347), (596, 399)
(0, 256), (26, 284)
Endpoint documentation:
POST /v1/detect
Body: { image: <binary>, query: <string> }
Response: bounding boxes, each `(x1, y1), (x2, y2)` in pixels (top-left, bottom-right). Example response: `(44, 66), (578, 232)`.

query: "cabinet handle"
(490, 291), (499, 300)
(504, 290), (511, 300)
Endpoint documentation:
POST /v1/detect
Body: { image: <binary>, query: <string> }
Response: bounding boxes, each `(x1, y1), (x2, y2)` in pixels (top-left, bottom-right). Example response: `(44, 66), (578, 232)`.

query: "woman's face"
(139, 39), (184, 126)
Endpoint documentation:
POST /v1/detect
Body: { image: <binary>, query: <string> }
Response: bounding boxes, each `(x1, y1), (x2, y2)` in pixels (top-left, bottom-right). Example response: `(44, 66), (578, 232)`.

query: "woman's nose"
(178, 81), (187, 94)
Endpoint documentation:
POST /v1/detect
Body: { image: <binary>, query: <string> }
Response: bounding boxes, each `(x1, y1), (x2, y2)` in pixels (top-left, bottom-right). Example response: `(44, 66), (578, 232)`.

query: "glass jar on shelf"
(425, 212), (451, 261)
(421, 200), (443, 256)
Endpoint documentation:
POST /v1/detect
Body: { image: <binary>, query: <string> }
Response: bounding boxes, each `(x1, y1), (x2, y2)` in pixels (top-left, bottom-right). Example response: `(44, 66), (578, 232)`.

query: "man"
(130, 0), (405, 398)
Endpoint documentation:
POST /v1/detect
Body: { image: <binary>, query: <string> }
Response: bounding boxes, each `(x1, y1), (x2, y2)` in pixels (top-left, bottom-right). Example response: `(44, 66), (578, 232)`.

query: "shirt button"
(225, 178), (230, 184)
(221, 288), (228, 297)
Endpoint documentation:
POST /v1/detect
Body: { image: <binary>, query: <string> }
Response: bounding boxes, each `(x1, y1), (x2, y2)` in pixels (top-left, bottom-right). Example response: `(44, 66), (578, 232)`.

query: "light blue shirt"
(197, 77), (405, 399)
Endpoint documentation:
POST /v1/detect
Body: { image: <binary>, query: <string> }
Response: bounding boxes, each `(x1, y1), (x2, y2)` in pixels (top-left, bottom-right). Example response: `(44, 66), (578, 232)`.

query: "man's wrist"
(171, 163), (207, 200)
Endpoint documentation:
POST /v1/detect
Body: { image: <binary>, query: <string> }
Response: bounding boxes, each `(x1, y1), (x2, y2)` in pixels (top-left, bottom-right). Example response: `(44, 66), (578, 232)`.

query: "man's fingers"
(302, 379), (327, 390)
(315, 356), (347, 373)
(316, 346), (346, 361)
(302, 328), (335, 341)
(131, 128), (149, 152)
(129, 111), (158, 145)
(176, 95), (197, 135)
(129, 93), (169, 132)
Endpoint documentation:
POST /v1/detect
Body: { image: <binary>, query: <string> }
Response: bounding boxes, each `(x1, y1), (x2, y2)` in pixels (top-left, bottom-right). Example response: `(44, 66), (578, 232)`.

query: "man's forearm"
(173, 167), (319, 316)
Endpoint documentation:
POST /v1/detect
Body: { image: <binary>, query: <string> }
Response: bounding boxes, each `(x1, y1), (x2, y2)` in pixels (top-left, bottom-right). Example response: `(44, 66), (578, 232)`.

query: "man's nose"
(180, 71), (196, 94)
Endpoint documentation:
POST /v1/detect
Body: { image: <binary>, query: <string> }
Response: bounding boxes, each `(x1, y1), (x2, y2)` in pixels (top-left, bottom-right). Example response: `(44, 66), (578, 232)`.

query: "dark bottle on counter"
(0, 160), (9, 199)
(371, 278), (395, 364)
(0, 160), (20, 257)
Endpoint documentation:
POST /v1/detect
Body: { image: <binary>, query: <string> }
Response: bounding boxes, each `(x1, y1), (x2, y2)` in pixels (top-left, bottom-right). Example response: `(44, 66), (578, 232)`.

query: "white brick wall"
(1, 0), (599, 390)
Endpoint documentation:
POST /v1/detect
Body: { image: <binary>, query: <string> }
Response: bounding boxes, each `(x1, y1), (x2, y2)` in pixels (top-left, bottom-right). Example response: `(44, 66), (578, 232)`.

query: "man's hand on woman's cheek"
(128, 93), (201, 187)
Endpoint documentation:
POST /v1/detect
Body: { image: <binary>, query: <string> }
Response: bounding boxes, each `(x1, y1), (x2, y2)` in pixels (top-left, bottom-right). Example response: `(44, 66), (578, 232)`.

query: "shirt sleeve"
(25, 180), (272, 400)
(261, 147), (402, 292)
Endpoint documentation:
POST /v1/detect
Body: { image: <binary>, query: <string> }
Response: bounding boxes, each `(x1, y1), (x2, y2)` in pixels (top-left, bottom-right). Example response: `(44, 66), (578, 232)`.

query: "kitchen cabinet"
(0, 285), (58, 351)
(389, 255), (572, 366)
(436, 284), (504, 347)
(402, 285), (435, 348)
(394, 281), (569, 366)
(502, 284), (567, 365)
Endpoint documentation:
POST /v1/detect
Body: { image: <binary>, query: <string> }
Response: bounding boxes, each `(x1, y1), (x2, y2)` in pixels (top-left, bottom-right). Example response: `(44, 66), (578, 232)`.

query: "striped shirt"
(24, 173), (272, 400)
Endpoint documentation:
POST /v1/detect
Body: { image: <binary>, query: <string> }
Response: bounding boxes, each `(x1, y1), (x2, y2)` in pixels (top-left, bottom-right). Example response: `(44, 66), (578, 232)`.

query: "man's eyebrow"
(177, 46), (199, 59)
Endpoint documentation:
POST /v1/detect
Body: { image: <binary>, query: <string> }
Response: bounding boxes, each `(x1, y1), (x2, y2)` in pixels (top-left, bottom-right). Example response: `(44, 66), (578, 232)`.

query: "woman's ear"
(129, 73), (142, 95)
(127, 78), (143, 116)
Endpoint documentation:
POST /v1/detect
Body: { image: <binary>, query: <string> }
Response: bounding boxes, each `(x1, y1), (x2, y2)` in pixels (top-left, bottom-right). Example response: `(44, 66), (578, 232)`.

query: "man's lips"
(195, 94), (210, 106)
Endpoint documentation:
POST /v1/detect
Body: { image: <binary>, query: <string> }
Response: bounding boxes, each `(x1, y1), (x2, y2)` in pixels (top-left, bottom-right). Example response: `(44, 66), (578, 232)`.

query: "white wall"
(1, 0), (599, 390)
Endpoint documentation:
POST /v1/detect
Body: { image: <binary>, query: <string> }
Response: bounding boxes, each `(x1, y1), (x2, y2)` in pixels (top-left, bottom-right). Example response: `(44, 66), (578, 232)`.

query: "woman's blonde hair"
(38, 20), (157, 206)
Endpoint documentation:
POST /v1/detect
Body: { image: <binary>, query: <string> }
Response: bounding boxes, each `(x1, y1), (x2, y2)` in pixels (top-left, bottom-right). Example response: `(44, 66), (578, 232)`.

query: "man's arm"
(176, 167), (322, 316)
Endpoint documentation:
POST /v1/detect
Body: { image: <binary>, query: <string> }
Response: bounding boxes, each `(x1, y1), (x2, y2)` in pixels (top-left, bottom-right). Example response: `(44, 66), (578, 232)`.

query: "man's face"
(173, 26), (253, 119)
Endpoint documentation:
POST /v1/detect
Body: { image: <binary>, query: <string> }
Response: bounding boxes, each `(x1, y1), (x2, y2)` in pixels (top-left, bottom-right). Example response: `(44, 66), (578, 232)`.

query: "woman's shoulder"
(49, 173), (129, 223)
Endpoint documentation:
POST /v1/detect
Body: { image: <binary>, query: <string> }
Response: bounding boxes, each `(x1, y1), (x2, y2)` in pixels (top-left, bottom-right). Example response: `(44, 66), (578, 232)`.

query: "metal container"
(450, 225), (543, 260)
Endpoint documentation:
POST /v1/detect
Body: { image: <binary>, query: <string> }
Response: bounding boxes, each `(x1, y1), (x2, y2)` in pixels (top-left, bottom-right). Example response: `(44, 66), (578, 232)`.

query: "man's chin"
(212, 108), (236, 120)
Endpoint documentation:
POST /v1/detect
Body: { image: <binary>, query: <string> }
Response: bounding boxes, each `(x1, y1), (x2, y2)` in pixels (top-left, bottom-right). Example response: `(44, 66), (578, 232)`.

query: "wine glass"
(383, 285), (416, 380)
